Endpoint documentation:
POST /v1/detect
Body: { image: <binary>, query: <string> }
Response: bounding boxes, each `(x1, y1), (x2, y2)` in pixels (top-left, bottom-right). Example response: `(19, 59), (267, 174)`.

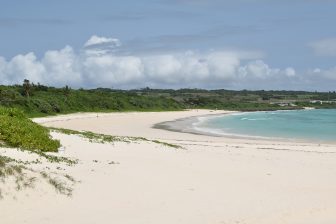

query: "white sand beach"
(1, 110), (336, 224)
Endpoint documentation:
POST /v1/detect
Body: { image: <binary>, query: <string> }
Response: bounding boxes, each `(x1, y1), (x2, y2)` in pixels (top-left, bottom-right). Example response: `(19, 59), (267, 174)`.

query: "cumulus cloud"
(310, 67), (336, 80)
(84, 35), (121, 48)
(42, 46), (82, 86)
(1, 53), (45, 84)
(285, 67), (296, 77)
(83, 35), (122, 56)
(0, 35), (334, 90)
(310, 38), (336, 56)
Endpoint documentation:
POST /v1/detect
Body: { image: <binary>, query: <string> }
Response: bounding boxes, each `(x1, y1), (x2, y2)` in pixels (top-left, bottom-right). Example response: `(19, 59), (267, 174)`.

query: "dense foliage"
(0, 83), (335, 117)
(0, 84), (183, 117)
(0, 107), (60, 152)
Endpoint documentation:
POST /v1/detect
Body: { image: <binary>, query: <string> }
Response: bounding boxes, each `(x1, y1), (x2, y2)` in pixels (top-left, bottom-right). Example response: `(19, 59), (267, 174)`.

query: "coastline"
(153, 111), (235, 137)
(2, 109), (336, 224)
(154, 110), (336, 145)
(153, 109), (336, 145)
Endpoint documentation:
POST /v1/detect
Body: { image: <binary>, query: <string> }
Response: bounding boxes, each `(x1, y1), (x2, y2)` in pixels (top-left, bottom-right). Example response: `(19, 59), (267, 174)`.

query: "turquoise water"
(197, 109), (336, 142)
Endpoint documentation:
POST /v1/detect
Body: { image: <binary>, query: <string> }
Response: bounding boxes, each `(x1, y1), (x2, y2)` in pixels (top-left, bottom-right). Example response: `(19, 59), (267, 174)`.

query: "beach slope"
(1, 110), (336, 224)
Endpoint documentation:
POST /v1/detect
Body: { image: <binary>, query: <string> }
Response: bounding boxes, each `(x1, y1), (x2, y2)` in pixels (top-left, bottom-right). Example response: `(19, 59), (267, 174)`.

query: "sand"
(1, 110), (336, 224)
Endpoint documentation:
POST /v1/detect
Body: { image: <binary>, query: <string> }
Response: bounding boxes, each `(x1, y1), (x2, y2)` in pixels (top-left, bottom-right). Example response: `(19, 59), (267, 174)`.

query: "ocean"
(194, 109), (336, 142)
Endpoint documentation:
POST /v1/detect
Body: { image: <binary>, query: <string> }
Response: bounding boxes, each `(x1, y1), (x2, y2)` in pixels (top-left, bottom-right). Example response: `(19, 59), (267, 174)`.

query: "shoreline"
(153, 111), (233, 137)
(2, 109), (336, 224)
(34, 109), (336, 152)
(153, 110), (336, 145)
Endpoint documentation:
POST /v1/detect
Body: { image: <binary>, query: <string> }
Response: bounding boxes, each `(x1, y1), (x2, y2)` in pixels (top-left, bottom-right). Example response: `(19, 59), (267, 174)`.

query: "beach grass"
(40, 171), (74, 196)
(50, 127), (182, 149)
(0, 107), (78, 198)
(0, 155), (36, 198)
(0, 154), (76, 199)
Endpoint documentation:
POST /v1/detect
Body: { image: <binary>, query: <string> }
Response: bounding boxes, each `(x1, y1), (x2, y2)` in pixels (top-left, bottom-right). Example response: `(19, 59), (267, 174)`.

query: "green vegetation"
(51, 127), (182, 149)
(0, 83), (182, 117)
(1, 83), (336, 117)
(0, 107), (60, 152)
(0, 154), (75, 198)
(40, 171), (74, 196)
(31, 149), (77, 165)
(0, 155), (36, 198)
(139, 88), (336, 111)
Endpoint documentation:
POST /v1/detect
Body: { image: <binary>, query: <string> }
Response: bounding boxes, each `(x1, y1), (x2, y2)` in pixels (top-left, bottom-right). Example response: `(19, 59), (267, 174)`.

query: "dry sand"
(1, 110), (336, 224)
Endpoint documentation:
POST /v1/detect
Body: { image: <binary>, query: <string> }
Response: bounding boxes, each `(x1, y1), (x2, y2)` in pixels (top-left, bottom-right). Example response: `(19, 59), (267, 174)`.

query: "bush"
(32, 99), (53, 114)
(0, 107), (60, 152)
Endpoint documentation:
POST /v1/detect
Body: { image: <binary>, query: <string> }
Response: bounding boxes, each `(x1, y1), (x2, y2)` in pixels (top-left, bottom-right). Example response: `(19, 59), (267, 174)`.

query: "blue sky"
(0, 0), (336, 90)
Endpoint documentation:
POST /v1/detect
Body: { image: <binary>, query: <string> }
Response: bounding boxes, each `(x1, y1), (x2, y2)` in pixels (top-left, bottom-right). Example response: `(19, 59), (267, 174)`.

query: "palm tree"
(63, 85), (71, 102)
(23, 79), (31, 98)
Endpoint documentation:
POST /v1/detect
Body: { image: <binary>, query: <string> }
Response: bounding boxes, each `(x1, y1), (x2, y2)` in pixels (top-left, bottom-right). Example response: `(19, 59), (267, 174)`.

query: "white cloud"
(207, 52), (240, 80)
(239, 60), (276, 78)
(84, 35), (121, 48)
(83, 55), (144, 86)
(285, 67), (296, 77)
(0, 35), (334, 90)
(143, 55), (182, 84)
(42, 46), (82, 86)
(83, 35), (122, 57)
(310, 38), (336, 56)
(142, 52), (241, 85)
(235, 60), (300, 90)
(311, 67), (336, 80)
(4, 53), (45, 84)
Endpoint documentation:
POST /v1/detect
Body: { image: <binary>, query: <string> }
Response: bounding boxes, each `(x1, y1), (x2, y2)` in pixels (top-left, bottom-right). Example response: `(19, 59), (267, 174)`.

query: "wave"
(192, 125), (280, 140)
(191, 109), (336, 143)
(240, 117), (273, 121)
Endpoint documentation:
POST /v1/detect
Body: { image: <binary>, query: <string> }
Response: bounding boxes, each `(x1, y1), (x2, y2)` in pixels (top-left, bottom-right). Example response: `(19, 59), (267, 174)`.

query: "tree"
(23, 79), (31, 97)
(63, 85), (71, 102)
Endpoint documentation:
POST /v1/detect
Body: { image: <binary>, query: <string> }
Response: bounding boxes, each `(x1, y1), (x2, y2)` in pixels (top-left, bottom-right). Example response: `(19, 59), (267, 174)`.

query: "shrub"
(32, 99), (53, 114)
(0, 107), (60, 152)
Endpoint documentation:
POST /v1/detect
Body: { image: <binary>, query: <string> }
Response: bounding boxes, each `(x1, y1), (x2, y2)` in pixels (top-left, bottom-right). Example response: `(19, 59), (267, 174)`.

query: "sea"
(194, 109), (336, 142)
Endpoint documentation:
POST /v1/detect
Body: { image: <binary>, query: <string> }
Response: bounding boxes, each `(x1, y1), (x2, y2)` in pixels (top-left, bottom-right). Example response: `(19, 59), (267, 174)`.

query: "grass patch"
(0, 108), (76, 198)
(50, 127), (182, 149)
(0, 107), (60, 152)
(151, 140), (181, 149)
(40, 171), (73, 196)
(0, 155), (75, 199)
(30, 149), (77, 165)
(64, 174), (76, 183)
(0, 155), (36, 198)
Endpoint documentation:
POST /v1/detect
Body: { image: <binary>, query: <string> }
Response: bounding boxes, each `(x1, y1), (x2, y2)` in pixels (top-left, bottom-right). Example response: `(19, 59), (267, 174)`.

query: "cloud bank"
(0, 35), (335, 90)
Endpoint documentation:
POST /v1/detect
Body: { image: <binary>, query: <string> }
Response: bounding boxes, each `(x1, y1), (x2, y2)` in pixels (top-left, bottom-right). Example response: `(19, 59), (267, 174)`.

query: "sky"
(0, 0), (336, 91)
